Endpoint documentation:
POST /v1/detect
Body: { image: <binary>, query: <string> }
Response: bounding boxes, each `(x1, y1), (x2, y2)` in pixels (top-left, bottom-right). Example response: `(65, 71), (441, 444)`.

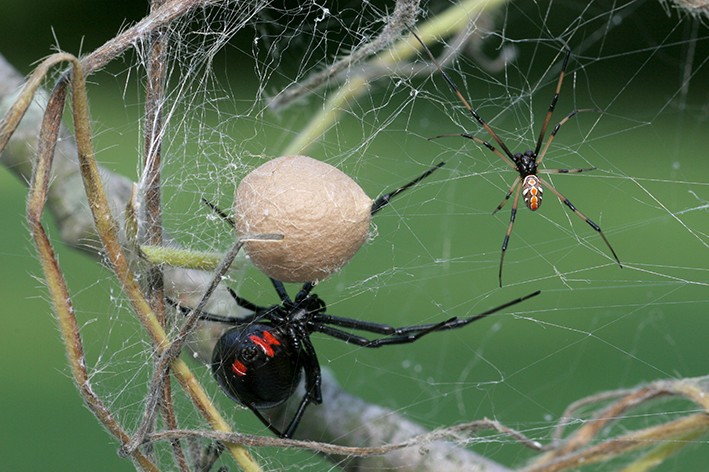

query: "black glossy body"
(212, 324), (302, 409)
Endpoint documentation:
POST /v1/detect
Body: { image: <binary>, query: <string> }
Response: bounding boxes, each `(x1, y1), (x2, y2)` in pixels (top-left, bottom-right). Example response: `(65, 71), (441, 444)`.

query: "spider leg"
(424, 290), (540, 332)
(167, 278), (278, 325)
(370, 161), (446, 215)
(277, 327), (323, 438)
(201, 197), (236, 229)
(410, 30), (516, 161)
(313, 322), (450, 347)
(225, 286), (265, 313)
(270, 278), (294, 304)
(492, 175), (522, 216)
(265, 277), (317, 305)
(536, 176), (621, 267)
(535, 108), (602, 168)
(312, 290), (540, 347)
(537, 167), (596, 175)
(534, 42), (571, 156)
(248, 406), (289, 438)
(499, 183), (523, 287)
(430, 133), (518, 171)
(428, 132), (522, 216)
(166, 296), (264, 325)
(294, 281), (318, 304)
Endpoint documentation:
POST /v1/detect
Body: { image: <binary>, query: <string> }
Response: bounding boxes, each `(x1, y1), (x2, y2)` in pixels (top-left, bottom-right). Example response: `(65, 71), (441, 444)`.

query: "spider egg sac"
(234, 155), (373, 283)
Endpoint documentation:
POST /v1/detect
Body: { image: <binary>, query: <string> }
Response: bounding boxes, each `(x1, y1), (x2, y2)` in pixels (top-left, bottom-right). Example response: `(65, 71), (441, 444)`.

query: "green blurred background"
(1, 0), (708, 471)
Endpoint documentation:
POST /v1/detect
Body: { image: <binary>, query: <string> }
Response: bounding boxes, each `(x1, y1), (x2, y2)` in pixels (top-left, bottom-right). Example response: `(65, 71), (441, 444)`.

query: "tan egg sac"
(234, 155), (373, 283)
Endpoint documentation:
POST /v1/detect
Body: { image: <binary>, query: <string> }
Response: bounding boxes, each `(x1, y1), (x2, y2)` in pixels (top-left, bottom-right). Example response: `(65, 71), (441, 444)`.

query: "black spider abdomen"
(211, 324), (303, 409)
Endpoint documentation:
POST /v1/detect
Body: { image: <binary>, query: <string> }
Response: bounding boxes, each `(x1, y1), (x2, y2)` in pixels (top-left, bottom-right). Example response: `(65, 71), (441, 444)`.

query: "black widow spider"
(177, 278), (539, 438)
(411, 32), (621, 286)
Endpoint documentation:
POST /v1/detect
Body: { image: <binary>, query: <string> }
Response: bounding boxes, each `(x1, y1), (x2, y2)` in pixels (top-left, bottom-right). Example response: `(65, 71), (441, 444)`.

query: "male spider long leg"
(535, 108), (602, 167)
(499, 183), (523, 287)
(410, 30), (516, 161)
(536, 176), (622, 267)
(370, 161), (446, 215)
(430, 133), (517, 170)
(533, 42), (571, 156)
(492, 176), (522, 216)
(537, 168), (596, 175)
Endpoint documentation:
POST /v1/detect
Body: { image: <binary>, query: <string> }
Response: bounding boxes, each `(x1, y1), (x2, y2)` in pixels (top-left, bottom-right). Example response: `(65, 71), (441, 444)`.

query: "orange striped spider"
(412, 32), (621, 286)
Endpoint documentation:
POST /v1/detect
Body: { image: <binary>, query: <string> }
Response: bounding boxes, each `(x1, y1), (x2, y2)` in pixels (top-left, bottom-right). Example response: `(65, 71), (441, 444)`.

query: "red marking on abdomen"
(232, 360), (247, 376)
(250, 331), (281, 357)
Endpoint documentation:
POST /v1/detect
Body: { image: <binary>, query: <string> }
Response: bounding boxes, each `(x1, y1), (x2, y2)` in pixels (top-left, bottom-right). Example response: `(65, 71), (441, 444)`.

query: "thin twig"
(80, 0), (222, 77)
(142, 0), (189, 468)
(143, 417), (542, 456)
(531, 376), (709, 471)
(522, 414), (709, 472)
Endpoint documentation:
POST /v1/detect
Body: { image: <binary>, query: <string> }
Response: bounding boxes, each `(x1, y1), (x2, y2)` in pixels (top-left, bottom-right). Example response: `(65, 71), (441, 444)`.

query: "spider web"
(2, 0), (709, 470)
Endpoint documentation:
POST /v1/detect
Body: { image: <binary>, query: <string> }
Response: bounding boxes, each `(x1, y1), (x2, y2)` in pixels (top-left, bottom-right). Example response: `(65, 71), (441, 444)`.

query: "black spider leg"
(370, 161), (446, 215)
(246, 408), (286, 438)
(310, 290), (540, 347)
(167, 288), (267, 326)
(280, 322), (323, 438)
(270, 277), (315, 304)
(263, 278), (324, 438)
(202, 197), (236, 228)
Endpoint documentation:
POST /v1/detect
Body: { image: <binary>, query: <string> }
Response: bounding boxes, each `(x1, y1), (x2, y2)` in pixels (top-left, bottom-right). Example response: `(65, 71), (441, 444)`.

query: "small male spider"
(411, 32), (621, 286)
(176, 279), (539, 438)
